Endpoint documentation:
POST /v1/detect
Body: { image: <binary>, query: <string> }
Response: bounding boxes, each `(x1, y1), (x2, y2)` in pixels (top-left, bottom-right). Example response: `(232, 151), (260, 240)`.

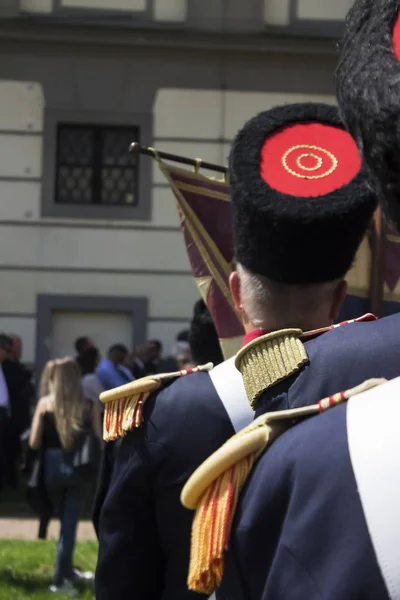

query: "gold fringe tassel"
(103, 392), (152, 441)
(188, 454), (256, 595)
(101, 363), (214, 441)
(235, 329), (308, 408)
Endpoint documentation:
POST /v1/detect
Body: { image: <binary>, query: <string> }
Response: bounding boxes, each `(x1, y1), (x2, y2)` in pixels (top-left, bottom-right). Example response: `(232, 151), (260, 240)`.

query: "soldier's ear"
(229, 271), (242, 313)
(330, 279), (348, 323)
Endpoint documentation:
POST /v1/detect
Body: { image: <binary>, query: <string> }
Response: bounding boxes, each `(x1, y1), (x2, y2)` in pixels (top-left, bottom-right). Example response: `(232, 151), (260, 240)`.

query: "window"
(263, 0), (348, 37)
(55, 124), (139, 207)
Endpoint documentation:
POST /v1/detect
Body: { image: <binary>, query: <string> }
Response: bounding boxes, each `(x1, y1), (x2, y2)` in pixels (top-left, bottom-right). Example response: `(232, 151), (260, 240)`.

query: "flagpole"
(129, 142), (228, 175)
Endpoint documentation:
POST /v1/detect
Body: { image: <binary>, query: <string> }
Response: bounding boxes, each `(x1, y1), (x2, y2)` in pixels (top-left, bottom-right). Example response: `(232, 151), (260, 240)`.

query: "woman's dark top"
(42, 412), (62, 449)
(42, 402), (92, 449)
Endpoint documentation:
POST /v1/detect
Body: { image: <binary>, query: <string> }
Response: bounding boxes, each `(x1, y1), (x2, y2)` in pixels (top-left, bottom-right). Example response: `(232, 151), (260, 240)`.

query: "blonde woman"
(30, 357), (102, 597)
(39, 359), (56, 399)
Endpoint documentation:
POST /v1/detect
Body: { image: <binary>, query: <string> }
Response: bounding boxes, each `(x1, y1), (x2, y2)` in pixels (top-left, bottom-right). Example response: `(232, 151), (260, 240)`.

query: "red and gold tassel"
(103, 391), (153, 441)
(188, 454), (256, 595)
(182, 377), (386, 595)
(101, 363), (213, 441)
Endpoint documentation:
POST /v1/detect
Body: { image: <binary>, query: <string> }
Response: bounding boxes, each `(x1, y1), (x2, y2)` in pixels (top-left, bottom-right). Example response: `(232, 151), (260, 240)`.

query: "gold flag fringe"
(182, 377), (386, 595)
(101, 363), (213, 442)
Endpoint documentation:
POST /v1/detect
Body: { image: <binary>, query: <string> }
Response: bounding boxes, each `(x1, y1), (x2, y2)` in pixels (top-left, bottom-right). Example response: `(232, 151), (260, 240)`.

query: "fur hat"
(336, 0), (400, 226)
(229, 103), (377, 284)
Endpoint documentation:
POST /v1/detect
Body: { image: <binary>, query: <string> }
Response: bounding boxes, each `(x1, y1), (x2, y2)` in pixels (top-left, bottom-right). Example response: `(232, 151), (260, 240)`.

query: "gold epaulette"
(100, 363), (213, 442)
(235, 329), (309, 409)
(181, 378), (386, 595)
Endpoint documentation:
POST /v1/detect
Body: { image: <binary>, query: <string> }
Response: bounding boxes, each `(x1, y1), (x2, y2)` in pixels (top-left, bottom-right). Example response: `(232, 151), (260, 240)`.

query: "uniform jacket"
(218, 313), (400, 599)
(95, 371), (240, 600)
(219, 400), (390, 600)
(96, 314), (400, 600)
(256, 313), (400, 416)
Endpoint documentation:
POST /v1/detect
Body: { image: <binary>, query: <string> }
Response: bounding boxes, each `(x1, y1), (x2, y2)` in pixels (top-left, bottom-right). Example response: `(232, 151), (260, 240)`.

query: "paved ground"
(0, 518), (97, 541)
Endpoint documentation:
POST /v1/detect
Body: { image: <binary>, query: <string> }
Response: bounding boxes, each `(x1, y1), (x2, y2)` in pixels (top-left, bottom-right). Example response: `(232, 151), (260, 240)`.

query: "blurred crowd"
(0, 299), (218, 497)
(0, 299), (222, 596)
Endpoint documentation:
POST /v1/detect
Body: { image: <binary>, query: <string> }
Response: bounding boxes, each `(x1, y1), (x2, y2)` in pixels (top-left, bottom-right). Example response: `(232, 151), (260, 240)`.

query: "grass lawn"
(0, 540), (98, 599)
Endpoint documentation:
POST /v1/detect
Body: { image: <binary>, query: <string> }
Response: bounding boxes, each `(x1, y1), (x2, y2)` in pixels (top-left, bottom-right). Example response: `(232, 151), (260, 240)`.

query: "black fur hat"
(229, 103), (377, 284)
(336, 0), (400, 228)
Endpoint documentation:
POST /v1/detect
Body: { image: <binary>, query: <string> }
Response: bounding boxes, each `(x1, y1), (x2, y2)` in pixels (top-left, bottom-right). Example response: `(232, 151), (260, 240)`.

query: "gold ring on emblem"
(296, 153), (323, 171)
(282, 145), (338, 180)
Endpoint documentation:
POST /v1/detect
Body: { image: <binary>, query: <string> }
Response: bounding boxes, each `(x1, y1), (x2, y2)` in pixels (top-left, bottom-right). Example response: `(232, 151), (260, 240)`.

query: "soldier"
(96, 100), (383, 600)
(181, 2), (400, 598)
(95, 298), (253, 600)
(225, 102), (400, 420)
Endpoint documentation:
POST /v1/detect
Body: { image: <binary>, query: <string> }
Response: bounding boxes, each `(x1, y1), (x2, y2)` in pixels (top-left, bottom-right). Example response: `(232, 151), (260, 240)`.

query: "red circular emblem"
(260, 123), (361, 197)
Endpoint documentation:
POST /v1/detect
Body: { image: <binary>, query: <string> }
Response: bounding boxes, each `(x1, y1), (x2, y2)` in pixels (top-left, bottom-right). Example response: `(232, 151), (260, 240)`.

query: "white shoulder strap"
(209, 357), (254, 433)
(347, 376), (400, 600)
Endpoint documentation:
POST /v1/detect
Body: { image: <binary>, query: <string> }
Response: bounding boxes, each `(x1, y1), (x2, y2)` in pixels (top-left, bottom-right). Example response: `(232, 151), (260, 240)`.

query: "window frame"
(52, 0), (152, 20)
(263, 0), (346, 38)
(36, 293), (148, 377)
(55, 122), (140, 208)
(42, 109), (152, 220)
(0, 0), (19, 17)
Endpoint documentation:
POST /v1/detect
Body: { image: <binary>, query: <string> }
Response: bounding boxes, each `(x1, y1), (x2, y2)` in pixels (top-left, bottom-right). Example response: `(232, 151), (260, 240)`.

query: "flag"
(382, 221), (400, 292)
(339, 214), (400, 320)
(157, 160), (244, 359)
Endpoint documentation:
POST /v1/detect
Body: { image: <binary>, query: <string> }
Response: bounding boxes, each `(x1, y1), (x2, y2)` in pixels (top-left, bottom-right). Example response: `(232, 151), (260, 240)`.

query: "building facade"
(0, 0), (365, 371)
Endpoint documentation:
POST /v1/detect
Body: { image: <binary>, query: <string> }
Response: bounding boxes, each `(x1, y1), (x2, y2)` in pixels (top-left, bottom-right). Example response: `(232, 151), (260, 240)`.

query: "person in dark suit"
(128, 345), (148, 380)
(0, 333), (13, 494)
(2, 334), (35, 489)
(188, 300), (223, 368)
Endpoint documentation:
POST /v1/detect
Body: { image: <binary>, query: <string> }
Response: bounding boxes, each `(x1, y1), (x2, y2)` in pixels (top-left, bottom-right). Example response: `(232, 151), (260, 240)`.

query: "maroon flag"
(367, 213), (400, 316)
(382, 221), (400, 292)
(158, 160), (244, 358)
(348, 211), (400, 316)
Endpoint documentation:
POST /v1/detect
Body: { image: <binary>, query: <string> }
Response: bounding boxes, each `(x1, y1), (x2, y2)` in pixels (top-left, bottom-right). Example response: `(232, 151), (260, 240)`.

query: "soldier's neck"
(247, 315), (333, 335)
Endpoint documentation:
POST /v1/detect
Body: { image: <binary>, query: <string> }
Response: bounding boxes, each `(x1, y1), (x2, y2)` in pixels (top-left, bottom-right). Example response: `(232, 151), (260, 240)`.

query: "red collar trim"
(242, 329), (271, 347)
(242, 314), (377, 348)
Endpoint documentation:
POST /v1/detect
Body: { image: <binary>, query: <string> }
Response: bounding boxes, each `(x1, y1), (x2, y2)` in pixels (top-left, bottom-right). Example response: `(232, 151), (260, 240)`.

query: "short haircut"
(79, 346), (100, 375)
(148, 339), (163, 352)
(75, 336), (90, 355)
(189, 300), (223, 367)
(109, 344), (129, 356)
(177, 329), (189, 343)
(0, 333), (13, 350)
(238, 263), (341, 330)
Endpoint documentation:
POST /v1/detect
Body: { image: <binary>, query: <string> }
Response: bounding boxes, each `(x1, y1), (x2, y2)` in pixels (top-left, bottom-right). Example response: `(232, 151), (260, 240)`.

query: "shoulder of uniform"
(235, 328), (308, 409)
(100, 363), (213, 442)
(181, 377), (385, 596)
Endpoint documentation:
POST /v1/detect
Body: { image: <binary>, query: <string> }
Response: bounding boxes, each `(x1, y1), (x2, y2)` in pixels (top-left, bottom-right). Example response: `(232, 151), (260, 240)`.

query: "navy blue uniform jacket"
(96, 314), (400, 600)
(219, 401), (389, 599)
(256, 313), (400, 416)
(95, 371), (236, 600)
(218, 313), (400, 599)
